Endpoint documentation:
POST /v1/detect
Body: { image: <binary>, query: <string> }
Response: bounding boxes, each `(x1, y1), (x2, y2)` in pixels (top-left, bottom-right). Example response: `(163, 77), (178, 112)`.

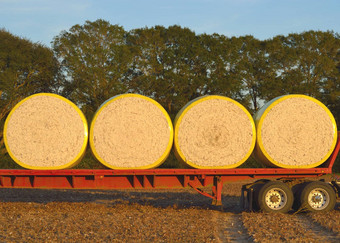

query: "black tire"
(255, 181), (294, 213)
(298, 181), (336, 212)
(292, 182), (309, 211)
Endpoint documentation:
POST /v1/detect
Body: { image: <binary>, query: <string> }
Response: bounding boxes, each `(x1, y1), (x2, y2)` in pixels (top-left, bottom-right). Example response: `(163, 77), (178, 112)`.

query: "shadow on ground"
(0, 187), (338, 213)
(0, 187), (243, 212)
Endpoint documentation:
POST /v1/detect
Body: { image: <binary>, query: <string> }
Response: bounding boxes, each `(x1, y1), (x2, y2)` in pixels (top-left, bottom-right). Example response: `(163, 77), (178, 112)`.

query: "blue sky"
(0, 0), (339, 47)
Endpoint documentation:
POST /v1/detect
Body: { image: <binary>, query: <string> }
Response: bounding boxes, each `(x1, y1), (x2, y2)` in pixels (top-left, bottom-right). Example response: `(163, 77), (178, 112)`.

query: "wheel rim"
(307, 188), (330, 210)
(265, 188), (287, 210)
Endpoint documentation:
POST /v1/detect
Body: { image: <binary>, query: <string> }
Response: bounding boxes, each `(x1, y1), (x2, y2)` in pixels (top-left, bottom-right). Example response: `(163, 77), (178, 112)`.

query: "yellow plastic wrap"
(254, 95), (338, 168)
(89, 94), (173, 169)
(174, 95), (256, 169)
(4, 93), (88, 170)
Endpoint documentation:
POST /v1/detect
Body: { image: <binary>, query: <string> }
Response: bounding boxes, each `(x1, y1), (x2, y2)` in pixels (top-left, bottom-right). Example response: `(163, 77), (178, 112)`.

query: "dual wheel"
(251, 180), (336, 213)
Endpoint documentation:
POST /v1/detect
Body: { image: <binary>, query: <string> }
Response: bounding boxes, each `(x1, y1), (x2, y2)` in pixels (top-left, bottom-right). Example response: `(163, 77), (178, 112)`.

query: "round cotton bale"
(254, 95), (338, 168)
(4, 93), (88, 170)
(89, 94), (173, 169)
(174, 95), (256, 169)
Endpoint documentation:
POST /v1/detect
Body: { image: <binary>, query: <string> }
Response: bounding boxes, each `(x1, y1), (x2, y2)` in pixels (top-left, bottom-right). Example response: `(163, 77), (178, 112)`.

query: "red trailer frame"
(1, 132), (339, 206)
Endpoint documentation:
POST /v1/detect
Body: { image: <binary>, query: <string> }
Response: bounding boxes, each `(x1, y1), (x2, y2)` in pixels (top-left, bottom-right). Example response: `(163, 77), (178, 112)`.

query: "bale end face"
(4, 93), (88, 170)
(254, 95), (337, 168)
(174, 95), (256, 169)
(90, 94), (173, 169)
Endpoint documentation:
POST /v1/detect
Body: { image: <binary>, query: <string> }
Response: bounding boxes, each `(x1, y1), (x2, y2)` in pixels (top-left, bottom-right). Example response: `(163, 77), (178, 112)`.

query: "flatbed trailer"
(1, 132), (340, 213)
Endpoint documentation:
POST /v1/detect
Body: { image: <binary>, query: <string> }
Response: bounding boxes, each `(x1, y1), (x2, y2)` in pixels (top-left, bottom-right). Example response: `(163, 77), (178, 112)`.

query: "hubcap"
(307, 188), (329, 210)
(265, 188), (287, 210)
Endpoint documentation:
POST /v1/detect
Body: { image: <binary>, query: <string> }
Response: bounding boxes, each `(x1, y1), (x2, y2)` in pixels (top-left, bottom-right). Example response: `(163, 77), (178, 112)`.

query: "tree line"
(1, 19), (339, 169)
(52, 20), (340, 121)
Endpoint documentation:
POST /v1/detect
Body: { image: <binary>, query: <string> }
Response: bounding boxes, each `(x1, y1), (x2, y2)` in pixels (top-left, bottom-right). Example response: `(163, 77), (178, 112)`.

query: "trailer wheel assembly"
(255, 181), (294, 213)
(296, 181), (336, 212)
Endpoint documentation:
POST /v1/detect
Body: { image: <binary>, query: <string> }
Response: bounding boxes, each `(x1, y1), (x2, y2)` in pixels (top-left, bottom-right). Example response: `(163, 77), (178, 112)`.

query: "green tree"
(0, 29), (60, 156)
(315, 31), (340, 124)
(232, 36), (273, 112)
(261, 35), (305, 98)
(197, 34), (244, 103)
(263, 31), (340, 108)
(126, 26), (168, 106)
(127, 25), (213, 116)
(52, 19), (132, 119)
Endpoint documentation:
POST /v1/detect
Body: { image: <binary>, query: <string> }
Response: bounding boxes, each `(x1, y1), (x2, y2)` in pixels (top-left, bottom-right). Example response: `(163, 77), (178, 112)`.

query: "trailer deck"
(0, 131), (339, 210)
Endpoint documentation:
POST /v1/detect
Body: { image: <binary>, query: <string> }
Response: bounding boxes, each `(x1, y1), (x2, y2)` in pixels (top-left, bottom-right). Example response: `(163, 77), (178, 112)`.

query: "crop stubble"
(0, 182), (339, 242)
(308, 211), (340, 236)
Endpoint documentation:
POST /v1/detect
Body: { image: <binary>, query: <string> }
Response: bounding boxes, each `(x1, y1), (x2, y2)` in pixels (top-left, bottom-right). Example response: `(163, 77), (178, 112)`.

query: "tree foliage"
(0, 29), (60, 155)
(53, 19), (133, 119)
(51, 20), (340, 122)
(127, 25), (217, 114)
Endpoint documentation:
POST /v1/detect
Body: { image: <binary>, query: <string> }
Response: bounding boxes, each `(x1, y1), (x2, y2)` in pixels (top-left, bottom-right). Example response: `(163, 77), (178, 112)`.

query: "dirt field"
(0, 182), (339, 242)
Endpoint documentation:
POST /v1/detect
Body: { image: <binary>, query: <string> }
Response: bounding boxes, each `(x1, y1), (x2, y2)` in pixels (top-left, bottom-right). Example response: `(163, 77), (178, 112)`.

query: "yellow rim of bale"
(3, 93), (88, 170)
(174, 95), (256, 169)
(256, 94), (338, 168)
(89, 93), (174, 170)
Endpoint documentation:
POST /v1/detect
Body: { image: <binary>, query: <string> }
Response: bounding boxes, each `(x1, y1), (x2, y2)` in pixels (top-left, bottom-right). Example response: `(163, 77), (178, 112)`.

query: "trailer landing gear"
(188, 176), (223, 206)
